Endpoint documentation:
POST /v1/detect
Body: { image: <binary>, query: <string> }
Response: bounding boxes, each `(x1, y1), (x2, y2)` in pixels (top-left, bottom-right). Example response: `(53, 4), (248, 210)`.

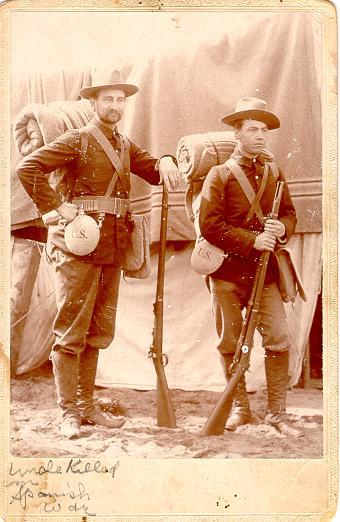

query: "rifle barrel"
(150, 185), (177, 428)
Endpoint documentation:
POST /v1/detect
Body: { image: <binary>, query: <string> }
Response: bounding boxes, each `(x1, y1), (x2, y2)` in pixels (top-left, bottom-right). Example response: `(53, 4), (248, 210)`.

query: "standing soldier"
(199, 97), (300, 436)
(16, 70), (181, 439)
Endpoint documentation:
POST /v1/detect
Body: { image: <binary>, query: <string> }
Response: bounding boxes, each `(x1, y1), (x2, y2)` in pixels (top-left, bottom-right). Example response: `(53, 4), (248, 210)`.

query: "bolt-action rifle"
(201, 181), (284, 436)
(148, 185), (177, 428)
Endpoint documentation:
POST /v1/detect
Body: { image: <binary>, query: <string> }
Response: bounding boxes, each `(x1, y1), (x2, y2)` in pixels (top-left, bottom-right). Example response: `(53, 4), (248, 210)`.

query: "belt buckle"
(88, 199), (96, 212)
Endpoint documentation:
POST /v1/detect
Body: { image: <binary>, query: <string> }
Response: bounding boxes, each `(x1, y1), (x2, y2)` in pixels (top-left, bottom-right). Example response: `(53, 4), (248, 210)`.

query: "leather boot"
(220, 353), (252, 431)
(51, 350), (81, 439)
(78, 347), (126, 429)
(265, 349), (302, 437)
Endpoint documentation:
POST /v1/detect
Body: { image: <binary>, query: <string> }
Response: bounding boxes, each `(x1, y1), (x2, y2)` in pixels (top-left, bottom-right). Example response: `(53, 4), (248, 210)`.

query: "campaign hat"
(221, 97), (280, 129)
(79, 69), (138, 99)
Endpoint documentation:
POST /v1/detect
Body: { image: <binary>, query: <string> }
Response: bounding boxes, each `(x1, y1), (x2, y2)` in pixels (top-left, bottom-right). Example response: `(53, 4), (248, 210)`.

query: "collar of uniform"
(91, 116), (119, 141)
(231, 146), (265, 168)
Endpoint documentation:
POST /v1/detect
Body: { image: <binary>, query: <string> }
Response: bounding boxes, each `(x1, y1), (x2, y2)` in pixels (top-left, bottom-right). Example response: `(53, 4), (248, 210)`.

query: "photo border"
(0, 1), (337, 519)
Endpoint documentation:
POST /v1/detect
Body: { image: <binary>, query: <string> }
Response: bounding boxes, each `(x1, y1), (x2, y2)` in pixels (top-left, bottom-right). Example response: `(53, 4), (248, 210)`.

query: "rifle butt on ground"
(154, 360), (177, 428)
(201, 365), (246, 436)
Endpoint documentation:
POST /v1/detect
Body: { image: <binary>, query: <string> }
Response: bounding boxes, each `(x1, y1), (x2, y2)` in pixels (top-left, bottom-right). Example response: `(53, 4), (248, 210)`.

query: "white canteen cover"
(64, 209), (100, 256)
(191, 238), (227, 275)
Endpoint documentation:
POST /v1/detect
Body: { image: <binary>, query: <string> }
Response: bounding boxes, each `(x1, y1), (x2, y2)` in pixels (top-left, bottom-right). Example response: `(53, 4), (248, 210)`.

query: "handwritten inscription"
(7, 459), (119, 515)
(66, 458), (119, 478)
(7, 479), (38, 510)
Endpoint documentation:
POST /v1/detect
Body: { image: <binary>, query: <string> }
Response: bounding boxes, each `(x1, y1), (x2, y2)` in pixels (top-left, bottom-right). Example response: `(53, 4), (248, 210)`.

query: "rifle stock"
(201, 353), (252, 435)
(201, 181), (284, 436)
(148, 186), (177, 428)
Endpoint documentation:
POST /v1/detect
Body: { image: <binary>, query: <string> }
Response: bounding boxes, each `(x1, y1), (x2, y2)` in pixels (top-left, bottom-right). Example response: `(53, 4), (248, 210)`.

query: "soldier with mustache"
(16, 70), (181, 439)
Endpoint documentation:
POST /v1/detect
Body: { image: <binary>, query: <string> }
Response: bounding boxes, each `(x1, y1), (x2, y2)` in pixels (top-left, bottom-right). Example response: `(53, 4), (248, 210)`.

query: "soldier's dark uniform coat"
(16, 116), (164, 355)
(199, 147), (297, 287)
(17, 117), (161, 265)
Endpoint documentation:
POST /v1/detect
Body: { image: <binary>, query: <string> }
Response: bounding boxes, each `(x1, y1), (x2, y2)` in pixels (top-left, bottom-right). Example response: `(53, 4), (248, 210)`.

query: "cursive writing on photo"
(9, 458), (119, 479)
(7, 458), (120, 514)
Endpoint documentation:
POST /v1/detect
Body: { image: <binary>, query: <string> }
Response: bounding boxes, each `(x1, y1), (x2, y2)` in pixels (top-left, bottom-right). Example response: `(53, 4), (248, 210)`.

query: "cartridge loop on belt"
(72, 196), (131, 217)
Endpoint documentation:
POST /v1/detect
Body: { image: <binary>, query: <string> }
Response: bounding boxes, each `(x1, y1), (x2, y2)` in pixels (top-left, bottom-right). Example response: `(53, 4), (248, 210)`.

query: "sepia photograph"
(1, 1), (337, 519)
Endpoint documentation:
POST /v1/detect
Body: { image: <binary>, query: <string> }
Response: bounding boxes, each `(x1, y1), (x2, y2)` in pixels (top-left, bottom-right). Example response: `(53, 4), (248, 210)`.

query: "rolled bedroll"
(13, 98), (94, 156)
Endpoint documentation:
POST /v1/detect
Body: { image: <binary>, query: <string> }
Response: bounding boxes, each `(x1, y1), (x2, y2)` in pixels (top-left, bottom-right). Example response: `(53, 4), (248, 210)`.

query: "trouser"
(47, 246), (121, 422)
(48, 247), (122, 355)
(210, 278), (291, 354)
(210, 278), (291, 420)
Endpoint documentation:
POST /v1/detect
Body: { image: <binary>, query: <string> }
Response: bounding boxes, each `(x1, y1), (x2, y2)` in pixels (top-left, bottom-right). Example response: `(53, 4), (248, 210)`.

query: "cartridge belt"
(72, 196), (131, 218)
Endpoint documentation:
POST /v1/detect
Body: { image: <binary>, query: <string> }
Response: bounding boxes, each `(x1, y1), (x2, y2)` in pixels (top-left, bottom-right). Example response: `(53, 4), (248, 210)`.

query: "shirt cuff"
(41, 209), (61, 226)
(155, 155), (178, 171)
(155, 155), (177, 185)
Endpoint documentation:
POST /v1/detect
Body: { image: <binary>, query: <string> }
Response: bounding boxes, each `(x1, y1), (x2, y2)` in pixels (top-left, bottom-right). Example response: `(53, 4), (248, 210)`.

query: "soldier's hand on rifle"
(158, 156), (181, 191)
(254, 231), (276, 251)
(264, 218), (286, 239)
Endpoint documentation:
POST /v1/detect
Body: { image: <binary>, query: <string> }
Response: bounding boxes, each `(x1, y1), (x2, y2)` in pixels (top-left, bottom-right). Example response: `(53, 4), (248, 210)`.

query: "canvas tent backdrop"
(10, 11), (322, 391)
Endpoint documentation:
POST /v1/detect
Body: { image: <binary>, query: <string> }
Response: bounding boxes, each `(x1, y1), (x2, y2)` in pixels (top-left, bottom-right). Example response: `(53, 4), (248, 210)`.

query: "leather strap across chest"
(73, 124), (131, 221)
(85, 123), (129, 197)
(225, 157), (269, 225)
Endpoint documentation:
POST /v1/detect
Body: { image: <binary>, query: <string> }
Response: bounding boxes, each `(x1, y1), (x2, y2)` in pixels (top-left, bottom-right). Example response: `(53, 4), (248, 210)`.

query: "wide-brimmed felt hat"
(221, 97), (280, 129)
(78, 69), (138, 99)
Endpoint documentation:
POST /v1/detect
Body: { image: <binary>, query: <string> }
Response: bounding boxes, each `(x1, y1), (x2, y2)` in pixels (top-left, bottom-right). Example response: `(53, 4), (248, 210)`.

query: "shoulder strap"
(185, 182), (195, 222)
(267, 161), (279, 182)
(244, 162), (269, 224)
(225, 158), (265, 224)
(121, 135), (131, 173)
(185, 178), (207, 222)
(86, 124), (129, 196)
(216, 164), (230, 187)
(226, 157), (257, 204)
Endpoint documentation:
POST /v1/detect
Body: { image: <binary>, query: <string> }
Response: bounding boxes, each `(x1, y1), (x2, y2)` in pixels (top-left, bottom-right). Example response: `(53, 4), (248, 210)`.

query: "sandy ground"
(10, 362), (323, 459)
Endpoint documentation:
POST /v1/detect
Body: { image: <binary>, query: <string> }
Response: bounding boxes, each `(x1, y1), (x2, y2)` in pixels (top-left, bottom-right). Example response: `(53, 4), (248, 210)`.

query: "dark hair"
(233, 119), (245, 131)
(89, 91), (99, 101)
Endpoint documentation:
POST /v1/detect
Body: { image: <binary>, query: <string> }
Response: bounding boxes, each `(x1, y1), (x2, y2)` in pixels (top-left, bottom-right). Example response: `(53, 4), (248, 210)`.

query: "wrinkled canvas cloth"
(11, 11), (322, 387)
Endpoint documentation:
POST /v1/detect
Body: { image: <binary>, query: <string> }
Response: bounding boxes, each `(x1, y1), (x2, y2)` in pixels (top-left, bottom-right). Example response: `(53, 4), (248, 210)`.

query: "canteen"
(64, 209), (100, 256)
(191, 238), (227, 275)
